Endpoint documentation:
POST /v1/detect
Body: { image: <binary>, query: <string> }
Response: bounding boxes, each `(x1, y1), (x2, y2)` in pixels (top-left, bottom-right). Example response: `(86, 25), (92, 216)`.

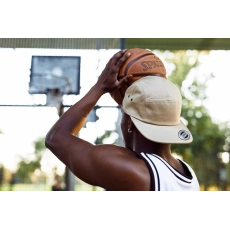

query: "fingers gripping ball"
(110, 48), (167, 106)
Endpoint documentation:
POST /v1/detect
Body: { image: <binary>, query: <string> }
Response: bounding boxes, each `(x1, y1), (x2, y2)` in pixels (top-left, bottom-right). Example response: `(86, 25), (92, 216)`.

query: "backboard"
(29, 55), (81, 95)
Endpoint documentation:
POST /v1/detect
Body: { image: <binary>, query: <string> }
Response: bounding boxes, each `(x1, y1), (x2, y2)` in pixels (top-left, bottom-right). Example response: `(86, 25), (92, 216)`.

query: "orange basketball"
(110, 48), (167, 105)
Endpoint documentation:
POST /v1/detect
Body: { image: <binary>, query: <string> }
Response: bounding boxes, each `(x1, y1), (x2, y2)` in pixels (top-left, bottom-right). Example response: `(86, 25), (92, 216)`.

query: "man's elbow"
(45, 132), (52, 150)
(45, 130), (59, 151)
(45, 128), (69, 152)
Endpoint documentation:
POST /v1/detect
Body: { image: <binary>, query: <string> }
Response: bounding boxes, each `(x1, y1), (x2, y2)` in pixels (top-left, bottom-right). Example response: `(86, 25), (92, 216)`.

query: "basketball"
(110, 48), (167, 105)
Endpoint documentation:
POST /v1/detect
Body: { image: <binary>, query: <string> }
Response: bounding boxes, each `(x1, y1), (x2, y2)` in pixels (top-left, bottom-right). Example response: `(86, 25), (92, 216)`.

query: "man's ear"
(128, 118), (134, 133)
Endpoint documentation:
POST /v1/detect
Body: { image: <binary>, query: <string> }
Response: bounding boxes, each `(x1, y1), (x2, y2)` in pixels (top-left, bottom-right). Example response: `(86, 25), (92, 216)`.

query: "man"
(45, 50), (199, 191)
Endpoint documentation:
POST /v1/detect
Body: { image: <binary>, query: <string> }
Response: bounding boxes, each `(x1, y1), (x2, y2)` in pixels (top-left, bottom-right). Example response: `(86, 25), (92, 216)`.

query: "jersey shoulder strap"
(133, 151), (159, 191)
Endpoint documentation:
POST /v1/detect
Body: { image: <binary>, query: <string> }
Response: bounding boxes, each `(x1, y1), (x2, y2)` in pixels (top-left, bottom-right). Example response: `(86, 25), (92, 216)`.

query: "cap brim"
(130, 117), (193, 144)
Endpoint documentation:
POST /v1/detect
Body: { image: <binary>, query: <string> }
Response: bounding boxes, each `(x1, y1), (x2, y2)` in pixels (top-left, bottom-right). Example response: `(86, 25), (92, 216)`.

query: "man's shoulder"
(93, 144), (138, 160)
(92, 145), (151, 190)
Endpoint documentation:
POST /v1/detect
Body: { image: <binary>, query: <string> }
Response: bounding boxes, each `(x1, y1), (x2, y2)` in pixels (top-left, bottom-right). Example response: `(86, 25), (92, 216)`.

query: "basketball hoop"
(46, 88), (64, 108)
(28, 55), (80, 115)
(29, 73), (72, 114)
(46, 88), (64, 116)
(30, 73), (71, 99)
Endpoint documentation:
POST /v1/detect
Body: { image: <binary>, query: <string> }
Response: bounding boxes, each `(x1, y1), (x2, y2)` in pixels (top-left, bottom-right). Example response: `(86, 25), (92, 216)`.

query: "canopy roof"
(0, 38), (229, 50)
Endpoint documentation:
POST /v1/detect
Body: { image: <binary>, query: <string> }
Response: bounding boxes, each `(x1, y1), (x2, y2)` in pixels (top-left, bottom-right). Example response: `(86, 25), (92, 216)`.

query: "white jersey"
(139, 152), (200, 191)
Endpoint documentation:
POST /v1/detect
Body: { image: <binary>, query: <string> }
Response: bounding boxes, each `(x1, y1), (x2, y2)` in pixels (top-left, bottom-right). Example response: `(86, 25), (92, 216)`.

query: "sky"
(0, 47), (230, 174)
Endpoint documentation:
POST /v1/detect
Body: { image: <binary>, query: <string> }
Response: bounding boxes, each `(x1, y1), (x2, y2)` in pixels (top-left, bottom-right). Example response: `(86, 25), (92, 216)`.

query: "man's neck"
(133, 129), (172, 158)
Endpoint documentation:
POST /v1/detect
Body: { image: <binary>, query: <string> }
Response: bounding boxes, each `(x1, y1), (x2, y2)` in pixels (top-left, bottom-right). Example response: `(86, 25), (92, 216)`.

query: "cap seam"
(140, 82), (147, 119)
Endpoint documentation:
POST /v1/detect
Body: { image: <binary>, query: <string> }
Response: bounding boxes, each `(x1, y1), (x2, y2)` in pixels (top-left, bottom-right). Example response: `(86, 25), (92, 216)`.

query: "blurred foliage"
(0, 164), (3, 190)
(162, 50), (228, 190)
(95, 130), (117, 144)
(16, 137), (46, 184)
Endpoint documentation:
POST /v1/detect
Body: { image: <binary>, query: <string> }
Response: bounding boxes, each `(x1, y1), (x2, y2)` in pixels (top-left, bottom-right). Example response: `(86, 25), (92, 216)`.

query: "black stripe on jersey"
(152, 154), (193, 180)
(150, 154), (192, 183)
(145, 154), (160, 191)
(177, 159), (193, 179)
(133, 151), (155, 191)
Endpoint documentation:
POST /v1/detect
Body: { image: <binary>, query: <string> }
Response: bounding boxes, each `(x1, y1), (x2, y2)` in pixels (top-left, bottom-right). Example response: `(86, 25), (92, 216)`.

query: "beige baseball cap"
(122, 76), (193, 144)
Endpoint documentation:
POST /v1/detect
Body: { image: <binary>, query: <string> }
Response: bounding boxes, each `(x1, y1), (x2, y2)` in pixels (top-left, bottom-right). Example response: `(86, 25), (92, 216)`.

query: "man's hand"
(96, 50), (132, 93)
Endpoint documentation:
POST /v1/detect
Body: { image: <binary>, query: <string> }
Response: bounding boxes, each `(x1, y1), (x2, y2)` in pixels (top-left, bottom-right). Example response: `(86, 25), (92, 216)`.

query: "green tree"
(162, 50), (227, 190)
(95, 130), (117, 145)
(0, 130), (4, 190)
(16, 137), (46, 183)
(0, 164), (3, 191)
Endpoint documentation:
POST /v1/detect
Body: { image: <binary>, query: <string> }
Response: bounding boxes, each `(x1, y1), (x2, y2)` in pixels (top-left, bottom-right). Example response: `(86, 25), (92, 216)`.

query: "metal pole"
(65, 167), (75, 191)
(120, 38), (125, 50)
(58, 102), (76, 191)
(115, 107), (124, 147)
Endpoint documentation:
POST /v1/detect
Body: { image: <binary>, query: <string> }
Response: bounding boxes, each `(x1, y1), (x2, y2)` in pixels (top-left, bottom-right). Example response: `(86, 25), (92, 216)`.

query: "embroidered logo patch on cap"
(178, 130), (190, 141)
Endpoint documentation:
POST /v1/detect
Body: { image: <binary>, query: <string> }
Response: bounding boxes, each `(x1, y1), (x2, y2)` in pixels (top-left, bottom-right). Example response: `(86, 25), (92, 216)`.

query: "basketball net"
(46, 88), (64, 110)
(46, 75), (72, 116)
(29, 73), (72, 115)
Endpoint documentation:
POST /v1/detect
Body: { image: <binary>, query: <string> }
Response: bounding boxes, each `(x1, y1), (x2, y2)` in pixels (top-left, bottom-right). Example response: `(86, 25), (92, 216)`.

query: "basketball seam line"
(124, 53), (155, 76)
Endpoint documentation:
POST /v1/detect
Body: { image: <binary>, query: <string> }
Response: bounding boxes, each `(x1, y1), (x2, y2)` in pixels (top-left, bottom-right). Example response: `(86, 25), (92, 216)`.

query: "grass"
(0, 183), (104, 191)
